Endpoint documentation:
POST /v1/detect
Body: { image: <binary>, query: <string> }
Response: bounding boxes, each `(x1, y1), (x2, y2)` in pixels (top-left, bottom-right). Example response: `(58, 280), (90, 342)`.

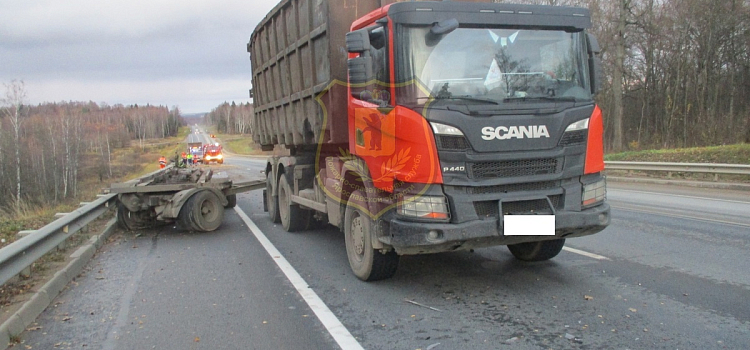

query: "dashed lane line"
(234, 207), (365, 350)
(562, 246), (610, 260)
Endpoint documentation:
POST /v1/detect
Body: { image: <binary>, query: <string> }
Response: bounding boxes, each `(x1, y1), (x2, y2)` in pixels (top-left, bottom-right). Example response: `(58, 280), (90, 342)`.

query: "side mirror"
(587, 33), (602, 95)
(346, 29), (371, 53)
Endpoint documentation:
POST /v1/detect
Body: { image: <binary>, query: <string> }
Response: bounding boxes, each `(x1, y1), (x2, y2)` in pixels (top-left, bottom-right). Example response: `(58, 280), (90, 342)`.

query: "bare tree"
(2, 80), (26, 208)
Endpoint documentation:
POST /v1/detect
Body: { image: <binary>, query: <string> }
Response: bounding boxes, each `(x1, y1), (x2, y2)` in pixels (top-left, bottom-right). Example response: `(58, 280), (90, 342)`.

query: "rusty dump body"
(248, 0), (490, 150)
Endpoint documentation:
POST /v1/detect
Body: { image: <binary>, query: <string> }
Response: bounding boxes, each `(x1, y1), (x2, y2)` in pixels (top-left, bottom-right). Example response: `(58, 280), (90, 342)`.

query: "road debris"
(405, 299), (442, 312)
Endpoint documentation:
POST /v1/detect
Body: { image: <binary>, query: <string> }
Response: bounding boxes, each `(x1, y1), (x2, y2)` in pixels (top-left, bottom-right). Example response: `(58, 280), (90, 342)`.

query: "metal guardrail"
(0, 194), (117, 285)
(0, 166), (171, 286)
(0, 161), (745, 285)
(605, 161), (750, 178)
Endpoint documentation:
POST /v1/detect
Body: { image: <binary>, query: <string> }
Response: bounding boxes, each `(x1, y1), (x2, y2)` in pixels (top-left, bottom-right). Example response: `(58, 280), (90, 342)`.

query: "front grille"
(467, 181), (560, 195)
(473, 195), (563, 218)
(474, 201), (499, 219)
(436, 135), (469, 151)
(559, 130), (587, 146)
(468, 158), (561, 179)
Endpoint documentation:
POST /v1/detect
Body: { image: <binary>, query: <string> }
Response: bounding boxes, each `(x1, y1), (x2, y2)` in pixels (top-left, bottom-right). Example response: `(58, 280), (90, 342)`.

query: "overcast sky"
(0, 0), (277, 114)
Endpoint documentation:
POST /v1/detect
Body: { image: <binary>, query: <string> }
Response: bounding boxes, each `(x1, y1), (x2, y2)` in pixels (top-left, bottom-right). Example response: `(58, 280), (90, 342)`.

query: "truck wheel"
(277, 175), (310, 232)
(344, 191), (399, 281)
(507, 239), (566, 262)
(225, 194), (237, 208)
(179, 190), (225, 232)
(266, 174), (281, 223)
(117, 203), (157, 231)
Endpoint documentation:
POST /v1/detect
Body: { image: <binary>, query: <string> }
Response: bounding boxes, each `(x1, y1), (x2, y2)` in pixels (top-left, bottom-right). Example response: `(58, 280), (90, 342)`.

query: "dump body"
(248, 0), (377, 149)
(248, 0), (490, 149)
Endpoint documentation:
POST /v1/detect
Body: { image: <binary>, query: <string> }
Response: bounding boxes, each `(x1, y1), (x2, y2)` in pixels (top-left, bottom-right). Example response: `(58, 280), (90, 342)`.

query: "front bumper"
(387, 203), (610, 255)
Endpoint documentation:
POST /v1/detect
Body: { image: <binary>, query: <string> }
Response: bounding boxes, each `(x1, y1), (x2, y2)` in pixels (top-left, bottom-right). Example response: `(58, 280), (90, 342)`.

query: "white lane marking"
(612, 189), (750, 205)
(234, 207), (364, 350)
(562, 247), (610, 260)
(612, 205), (750, 228)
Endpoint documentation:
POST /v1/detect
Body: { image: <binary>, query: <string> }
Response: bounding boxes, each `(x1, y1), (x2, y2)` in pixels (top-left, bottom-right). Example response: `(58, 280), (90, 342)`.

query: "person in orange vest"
(159, 156), (167, 169)
(181, 152), (187, 168)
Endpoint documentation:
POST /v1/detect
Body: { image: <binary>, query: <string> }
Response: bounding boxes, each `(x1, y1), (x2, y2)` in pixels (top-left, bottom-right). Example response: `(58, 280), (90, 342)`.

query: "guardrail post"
(714, 173), (719, 182)
(19, 266), (31, 279)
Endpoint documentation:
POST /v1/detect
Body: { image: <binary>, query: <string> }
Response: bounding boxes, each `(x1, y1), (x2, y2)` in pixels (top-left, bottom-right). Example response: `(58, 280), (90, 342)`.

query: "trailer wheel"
(179, 190), (225, 232)
(266, 174), (281, 223)
(344, 191), (399, 281)
(117, 203), (157, 231)
(225, 194), (237, 208)
(278, 175), (310, 232)
(507, 239), (566, 262)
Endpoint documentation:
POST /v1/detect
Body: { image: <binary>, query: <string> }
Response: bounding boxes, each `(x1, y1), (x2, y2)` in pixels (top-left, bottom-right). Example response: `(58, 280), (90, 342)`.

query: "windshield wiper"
(419, 95), (499, 105)
(503, 96), (580, 103)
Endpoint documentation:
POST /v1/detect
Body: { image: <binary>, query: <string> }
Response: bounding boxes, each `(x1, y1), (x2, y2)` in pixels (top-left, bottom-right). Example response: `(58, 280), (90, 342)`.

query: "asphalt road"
(17, 152), (750, 349)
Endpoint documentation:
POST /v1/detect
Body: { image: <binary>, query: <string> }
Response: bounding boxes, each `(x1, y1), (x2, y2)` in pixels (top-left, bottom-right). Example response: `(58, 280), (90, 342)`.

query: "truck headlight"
(397, 195), (450, 220)
(430, 122), (464, 136)
(565, 118), (590, 132)
(217, 154), (223, 159)
(582, 178), (606, 208)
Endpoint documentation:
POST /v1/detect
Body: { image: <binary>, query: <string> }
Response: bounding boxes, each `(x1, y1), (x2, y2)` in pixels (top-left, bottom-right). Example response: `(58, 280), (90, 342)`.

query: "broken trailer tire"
(117, 203), (158, 231)
(266, 174), (281, 223)
(277, 175), (310, 232)
(178, 190), (225, 232)
(344, 191), (399, 281)
(507, 238), (566, 262)
(225, 194), (237, 208)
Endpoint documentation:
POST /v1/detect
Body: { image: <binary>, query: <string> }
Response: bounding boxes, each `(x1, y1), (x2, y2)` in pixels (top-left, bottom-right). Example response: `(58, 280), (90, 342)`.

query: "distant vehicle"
(210, 134), (216, 138)
(202, 144), (224, 164)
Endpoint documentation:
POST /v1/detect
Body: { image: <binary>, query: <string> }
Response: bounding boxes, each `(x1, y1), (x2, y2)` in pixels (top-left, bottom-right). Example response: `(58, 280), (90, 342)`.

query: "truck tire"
(117, 203), (157, 231)
(344, 191), (399, 281)
(266, 174), (281, 223)
(225, 194), (237, 208)
(278, 175), (310, 232)
(179, 190), (225, 232)
(507, 239), (566, 262)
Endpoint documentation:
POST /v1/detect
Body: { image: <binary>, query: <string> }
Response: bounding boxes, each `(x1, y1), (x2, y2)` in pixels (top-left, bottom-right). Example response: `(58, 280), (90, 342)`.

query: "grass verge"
(606, 143), (750, 164)
(606, 143), (750, 182)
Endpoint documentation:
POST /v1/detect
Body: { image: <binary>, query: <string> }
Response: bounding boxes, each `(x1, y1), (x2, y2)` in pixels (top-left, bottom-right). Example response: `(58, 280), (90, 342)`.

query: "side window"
(369, 26), (389, 85)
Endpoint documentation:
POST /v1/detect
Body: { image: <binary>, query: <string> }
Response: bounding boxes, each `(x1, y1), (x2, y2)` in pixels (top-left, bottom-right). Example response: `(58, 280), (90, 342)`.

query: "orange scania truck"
(248, 0), (610, 281)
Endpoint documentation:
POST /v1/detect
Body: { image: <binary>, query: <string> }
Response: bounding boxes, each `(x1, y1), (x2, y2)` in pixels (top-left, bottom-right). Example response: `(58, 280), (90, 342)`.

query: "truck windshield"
(397, 26), (592, 107)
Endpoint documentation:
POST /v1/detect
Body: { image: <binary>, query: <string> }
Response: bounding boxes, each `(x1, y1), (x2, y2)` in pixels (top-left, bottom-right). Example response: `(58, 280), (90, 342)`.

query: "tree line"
(204, 102), (253, 135)
(494, 0), (750, 151)
(0, 80), (183, 213)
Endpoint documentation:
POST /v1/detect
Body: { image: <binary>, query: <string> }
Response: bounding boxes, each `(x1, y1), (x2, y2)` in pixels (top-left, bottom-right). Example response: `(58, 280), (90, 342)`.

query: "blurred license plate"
(504, 215), (555, 236)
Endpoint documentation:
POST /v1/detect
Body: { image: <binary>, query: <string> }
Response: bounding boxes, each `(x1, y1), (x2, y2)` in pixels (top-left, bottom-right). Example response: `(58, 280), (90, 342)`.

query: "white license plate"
(503, 215), (555, 236)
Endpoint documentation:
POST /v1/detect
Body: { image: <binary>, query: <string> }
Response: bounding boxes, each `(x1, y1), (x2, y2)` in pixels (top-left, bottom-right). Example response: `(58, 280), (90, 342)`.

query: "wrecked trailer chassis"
(108, 166), (264, 232)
